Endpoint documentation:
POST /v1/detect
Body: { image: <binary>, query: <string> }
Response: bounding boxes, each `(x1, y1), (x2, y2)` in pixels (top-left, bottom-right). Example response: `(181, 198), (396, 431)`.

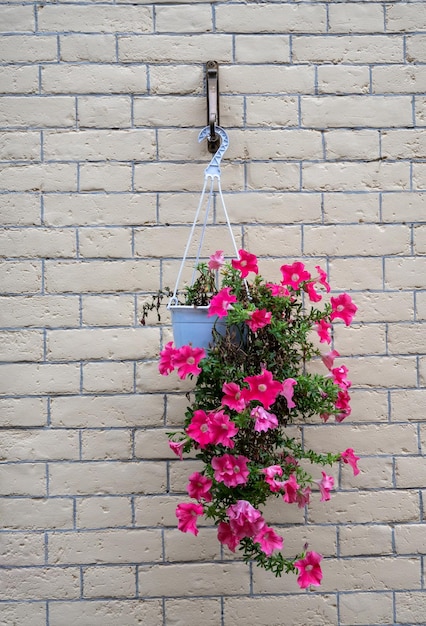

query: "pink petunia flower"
(173, 345), (206, 379)
(231, 249), (259, 278)
(243, 368), (283, 409)
(227, 500), (265, 539)
(208, 250), (225, 271)
(294, 551), (323, 589)
(316, 319), (332, 344)
(335, 388), (352, 422)
(158, 341), (178, 376)
(330, 293), (357, 326)
(211, 454), (250, 488)
(280, 378), (297, 410)
(246, 309), (272, 332)
(266, 282), (290, 298)
(280, 261), (311, 290)
(208, 287), (237, 318)
(282, 473), (300, 504)
(296, 486), (312, 508)
(187, 471), (213, 502)
(340, 448), (360, 476)
(305, 281), (322, 303)
(262, 464), (284, 493)
(186, 409), (213, 448)
(254, 525), (283, 556)
(251, 406), (278, 432)
(221, 381), (247, 413)
(331, 365), (351, 390)
(168, 440), (185, 460)
(209, 410), (239, 448)
(321, 349), (340, 371)
(217, 521), (239, 552)
(176, 502), (204, 536)
(315, 265), (330, 293)
(318, 471), (334, 502)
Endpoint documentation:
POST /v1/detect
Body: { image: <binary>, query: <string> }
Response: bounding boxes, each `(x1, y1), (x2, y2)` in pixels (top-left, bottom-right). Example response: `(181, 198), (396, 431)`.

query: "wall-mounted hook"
(206, 61), (220, 154)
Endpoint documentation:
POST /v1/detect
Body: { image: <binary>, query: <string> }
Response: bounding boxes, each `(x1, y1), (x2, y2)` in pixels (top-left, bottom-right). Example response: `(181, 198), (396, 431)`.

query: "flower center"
(258, 384), (267, 392)
(240, 260), (247, 266)
(292, 273), (299, 282)
(233, 465), (241, 473)
(305, 564), (313, 572)
(201, 424), (209, 433)
(337, 305), (344, 312)
(187, 357), (195, 365)
(221, 424), (228, 430)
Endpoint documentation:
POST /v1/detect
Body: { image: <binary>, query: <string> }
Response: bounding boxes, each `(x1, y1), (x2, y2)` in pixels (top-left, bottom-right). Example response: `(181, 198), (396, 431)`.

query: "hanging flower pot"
(168, 304), (226, 349)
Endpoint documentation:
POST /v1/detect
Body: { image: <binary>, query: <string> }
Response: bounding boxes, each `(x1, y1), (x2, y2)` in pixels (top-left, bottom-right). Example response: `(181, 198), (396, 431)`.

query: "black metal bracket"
(206, 61), (220, 154)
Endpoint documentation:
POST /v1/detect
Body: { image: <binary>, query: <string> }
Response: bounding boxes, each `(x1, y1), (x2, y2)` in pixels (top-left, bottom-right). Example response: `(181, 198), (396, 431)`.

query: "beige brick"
(350, 389), (389, 423)
(413, 162), (426, 190)
(41, 65), (147, 95)
(339, 592), (394, 626)
(304, 224), (409, 256)
(149, 64), (203, 95)
(81, 429), (132, 460)
(382, 192), (426, 222)
(245, 95), (298, 126)
(50, 395), (164, 428)
(386, 3), (426, 32)
(261, 494), (305, 526)
(244, 224), (302, 257)
(156, 5), (213, 32)
(415, 96), (426, 126)
(168, 459), (204, 494)
(137, 361), (193, 394)
(0, 164), (77, 192)
(278, 524), (337, 558)
(235, 35), (290, 63)
(135, 95), (204, 128)
(303, 162), (409, 192)
(382, 129), (426, 159)
(0, 227), (76, 258)
(79, 163), (131, 192)
(224, 595), (337, 626)
(165, 394), (189, 427)
(0, 295), (79, 328)
(329, 4), (385, 33)
(388, 323), (426, 354)
(48, 600), (163, 626)
(318, 65), (370, 95)
(0, 567), (80, 601)
(83, 565), (136, 598)
(78, 96), (132, 129)
(0, 66), (39, 94)
(396, 457), (426, 488)
(138, 562), (249, 597)
(78, 227), (132, 258)
(247, 162), (300, 192)
(330, 258), (384, 290)
(0, 463), (46, 497)
(417, 292), (426, 321)
(135, 428), (176, 460)
(38, 5), (152, 33)
(0, 532), (45, 566)
(219, 192), (321, 225)
(0, 131), (40, 161)
(302, 95), (411, 128)
(0, 397), (47, 428)
(77, 496), (133, 529)
(0, 330), (43, 362)
(0, 96), (75, 128)
(0, 429), (79, 462)
(216, 4), (326, 33)
(48, 461), (166, 495)
(323, 192), (380, 223)
(395, 524), (426, 554)
(82, 361), (134, 393)
(373, 65), (426, 93)
(135, 161), (244, 193)
(324, 557), (420, 593)
(341, 457), (393, 490)
(0, 497), (73, 530)
(0, 363), (80, 395)
(45, 260), (160, 293)
(339, 525), (393, 557)
(164, 599), (221, 626)
(343, 356), (417, 388)
(134, 495), (187, 527)
(47, 327), (159, 360)
(44, 129), (156, 161)
(0, 35), (57, 62)
(232, 129), (323, 161)
(385, 257), (426, 289)
(48, 529), (162, 565)
(82, 295), (134, 327)
(333, 323), (386, 356)
(414, 225), (426, 254)
(164, 528), (221, 562)
(396, 591), (426, 624)
(392, 389), (426, 421)
(43, 193), (156, 226)
(325, 130), (380, 161)
(0, 6), (35, 32)
(348, 291), (413, 323)
(0, 602), (45, 626)
(60, 34), (116, 62)
(294, 36), (401, 63)
(221, 65), (315, 94)
(309, 490), (419, 524)
(0, 193), (41, 226)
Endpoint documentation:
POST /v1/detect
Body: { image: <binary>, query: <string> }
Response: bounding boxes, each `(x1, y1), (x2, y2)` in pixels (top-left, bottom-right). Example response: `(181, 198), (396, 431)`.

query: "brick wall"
(1, 1), (425, 625)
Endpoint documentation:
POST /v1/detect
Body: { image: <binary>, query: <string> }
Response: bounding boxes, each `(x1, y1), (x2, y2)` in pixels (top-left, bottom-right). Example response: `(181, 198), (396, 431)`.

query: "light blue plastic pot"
(168, 305), (227, 350)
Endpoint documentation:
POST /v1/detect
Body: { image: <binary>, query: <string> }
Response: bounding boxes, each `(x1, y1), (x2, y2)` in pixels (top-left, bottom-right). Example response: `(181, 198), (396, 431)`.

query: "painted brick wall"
(1, 1), (425, 625)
